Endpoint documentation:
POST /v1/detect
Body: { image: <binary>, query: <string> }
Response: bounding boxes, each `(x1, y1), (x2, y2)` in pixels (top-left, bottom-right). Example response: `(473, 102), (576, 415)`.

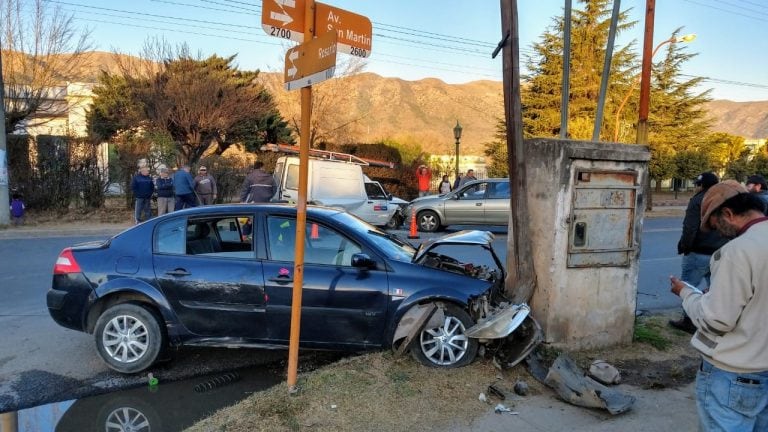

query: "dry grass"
(187, 352), (539, 432)
(188, 311), (699, 432)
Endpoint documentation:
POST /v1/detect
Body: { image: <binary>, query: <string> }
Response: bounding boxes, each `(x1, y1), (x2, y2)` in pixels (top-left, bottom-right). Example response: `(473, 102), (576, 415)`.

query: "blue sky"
(50, 0), (768, 102)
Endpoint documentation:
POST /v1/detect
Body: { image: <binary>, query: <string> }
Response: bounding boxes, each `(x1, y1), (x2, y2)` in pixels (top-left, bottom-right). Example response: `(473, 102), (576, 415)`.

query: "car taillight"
(53, 248), (82, 274)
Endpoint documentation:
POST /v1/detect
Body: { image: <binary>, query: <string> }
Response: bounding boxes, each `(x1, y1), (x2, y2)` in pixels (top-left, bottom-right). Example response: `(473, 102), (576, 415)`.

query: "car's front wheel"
(411, 303), (478, 368)
(94, 303), (166, 374)
(417, 210), (441, 232)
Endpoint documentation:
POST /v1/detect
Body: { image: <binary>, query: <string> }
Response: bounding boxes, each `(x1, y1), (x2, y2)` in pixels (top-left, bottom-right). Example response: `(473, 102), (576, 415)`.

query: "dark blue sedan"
(47, 204), (526, 373)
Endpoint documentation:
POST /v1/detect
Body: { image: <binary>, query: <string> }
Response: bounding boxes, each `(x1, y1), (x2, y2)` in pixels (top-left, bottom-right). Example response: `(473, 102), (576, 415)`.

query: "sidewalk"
(446, 382), (697, 432)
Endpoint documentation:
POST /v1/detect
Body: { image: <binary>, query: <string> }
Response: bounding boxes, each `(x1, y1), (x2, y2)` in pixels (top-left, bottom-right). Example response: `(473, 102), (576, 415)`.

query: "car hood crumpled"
(412, 230), (495, 263)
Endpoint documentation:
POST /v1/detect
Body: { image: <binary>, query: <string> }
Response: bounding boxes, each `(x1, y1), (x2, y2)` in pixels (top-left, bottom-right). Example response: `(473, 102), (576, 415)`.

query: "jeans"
(175, 193), (198, 211)
(134, 198), (152, 223)
(697, 359), (768, 431)
(682, 252), (712, 289)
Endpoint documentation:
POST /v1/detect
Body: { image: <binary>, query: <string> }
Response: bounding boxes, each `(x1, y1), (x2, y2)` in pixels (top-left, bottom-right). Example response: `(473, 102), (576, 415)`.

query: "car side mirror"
(351, 253), (375, 269)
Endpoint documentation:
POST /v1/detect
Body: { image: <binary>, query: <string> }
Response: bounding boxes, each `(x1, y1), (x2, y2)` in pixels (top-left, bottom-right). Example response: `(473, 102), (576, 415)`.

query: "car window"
(154, 218), (186, 254)
(285, 164), (299, 190)
(365, 182), (387, 200)
(487, 182), (510, 199)
(173, 216), (254, 258)
(267, 216), (362, 266)
(460, 183), (487, 199)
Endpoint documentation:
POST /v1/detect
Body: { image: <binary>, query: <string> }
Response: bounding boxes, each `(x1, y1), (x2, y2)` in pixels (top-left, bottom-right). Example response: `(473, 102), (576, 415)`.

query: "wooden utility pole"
(286, 0), (316, 393)
(500, 0), (536, 303)
(637, 0), (655, 210)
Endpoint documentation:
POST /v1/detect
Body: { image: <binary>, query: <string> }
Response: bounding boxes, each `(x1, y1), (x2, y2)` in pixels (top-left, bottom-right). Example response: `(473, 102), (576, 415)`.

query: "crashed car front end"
(396, 230), (542, 367)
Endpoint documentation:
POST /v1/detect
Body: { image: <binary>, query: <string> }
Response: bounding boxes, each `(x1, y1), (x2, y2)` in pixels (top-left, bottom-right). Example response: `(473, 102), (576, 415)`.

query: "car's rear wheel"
(94, 303), (166, 374)
(411, 303), (478, 368)
(417, 210), (441, 232)
(385, 213), (403, 230)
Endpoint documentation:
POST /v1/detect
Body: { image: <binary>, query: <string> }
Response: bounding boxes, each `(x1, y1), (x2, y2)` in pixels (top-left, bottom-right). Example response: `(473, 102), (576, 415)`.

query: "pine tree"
(483, 118), (509, 177)
(522, 0), (638, 140)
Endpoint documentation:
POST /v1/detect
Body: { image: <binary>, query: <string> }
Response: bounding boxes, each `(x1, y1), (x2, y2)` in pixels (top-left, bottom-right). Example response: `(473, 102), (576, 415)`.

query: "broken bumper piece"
(465, 303), (531, 339)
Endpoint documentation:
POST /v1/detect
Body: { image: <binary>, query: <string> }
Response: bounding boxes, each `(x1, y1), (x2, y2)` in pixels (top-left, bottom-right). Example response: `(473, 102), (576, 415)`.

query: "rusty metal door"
(567, 170), (638, 267)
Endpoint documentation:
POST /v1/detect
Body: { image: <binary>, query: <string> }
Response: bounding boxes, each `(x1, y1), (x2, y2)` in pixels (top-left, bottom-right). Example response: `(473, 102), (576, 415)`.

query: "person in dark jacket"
(745, 174), (768, 214)
(155, 167), (174, 215)
(173, 165), (198, 210)
(669, 172), (729, 333)
(240, 161), (276, 203)
(131, 166), (155, 224)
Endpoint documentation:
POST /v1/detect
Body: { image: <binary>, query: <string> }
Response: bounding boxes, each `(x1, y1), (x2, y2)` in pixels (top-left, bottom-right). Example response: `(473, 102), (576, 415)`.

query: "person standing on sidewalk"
(194, 166), (218, 205)
(459, 169), (477, 187)
(131, 165), (155, 224)
(155, 167), (174, 215)
(745, 174), (768, 214)
(240, 161), (276, 203)
(670, 180), (768, 432)
(669, 172), (728, 334)
(173, 165), (198, 210)
(415, 165), (432, 197)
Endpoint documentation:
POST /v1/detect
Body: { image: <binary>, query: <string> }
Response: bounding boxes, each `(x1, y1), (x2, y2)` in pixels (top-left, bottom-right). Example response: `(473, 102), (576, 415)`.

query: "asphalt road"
(0, 216), (685, 413)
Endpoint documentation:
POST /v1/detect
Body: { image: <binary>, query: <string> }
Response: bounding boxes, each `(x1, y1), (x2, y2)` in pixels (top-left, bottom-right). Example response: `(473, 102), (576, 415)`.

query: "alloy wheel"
(102, 315), (150, 364)
(419, 316), (469, 366)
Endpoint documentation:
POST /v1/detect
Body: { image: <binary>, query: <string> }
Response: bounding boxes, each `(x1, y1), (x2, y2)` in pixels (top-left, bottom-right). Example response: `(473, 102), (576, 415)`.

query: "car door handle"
(165, 269), (191, 277)
(268, 277), (294, 283)
(475, 202), (483, 206)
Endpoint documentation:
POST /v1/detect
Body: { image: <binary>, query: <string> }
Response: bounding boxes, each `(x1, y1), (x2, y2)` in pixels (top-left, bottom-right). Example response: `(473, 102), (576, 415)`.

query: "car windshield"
(330, 212), (416, 262)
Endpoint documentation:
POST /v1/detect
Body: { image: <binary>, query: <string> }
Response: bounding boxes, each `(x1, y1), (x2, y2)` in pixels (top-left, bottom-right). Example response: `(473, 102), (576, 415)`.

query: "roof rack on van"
(260, 143), (396, 168)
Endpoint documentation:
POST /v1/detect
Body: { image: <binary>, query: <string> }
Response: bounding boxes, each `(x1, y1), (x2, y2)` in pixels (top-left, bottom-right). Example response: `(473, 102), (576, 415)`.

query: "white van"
(272, 155), (398, 227)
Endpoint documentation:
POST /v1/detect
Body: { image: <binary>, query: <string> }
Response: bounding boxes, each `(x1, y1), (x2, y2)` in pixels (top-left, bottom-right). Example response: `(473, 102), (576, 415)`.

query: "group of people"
(415, 165), (478, 197)
(669, 171), (768, 431)
(130, 161), (276, 224)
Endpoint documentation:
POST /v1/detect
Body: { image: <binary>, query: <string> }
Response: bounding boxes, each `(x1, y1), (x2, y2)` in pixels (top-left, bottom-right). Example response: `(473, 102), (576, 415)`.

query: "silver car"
(404, 178), (510, 232)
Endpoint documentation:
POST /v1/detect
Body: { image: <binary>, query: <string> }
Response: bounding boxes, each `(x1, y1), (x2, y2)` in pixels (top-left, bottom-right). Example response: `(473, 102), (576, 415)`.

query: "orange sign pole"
(286, 0), (315, 394)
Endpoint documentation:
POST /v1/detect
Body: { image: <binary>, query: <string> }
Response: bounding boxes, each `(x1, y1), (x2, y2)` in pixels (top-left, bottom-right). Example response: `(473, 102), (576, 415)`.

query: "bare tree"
(1, 0), (92, 132)
(265, 56), (369, 147)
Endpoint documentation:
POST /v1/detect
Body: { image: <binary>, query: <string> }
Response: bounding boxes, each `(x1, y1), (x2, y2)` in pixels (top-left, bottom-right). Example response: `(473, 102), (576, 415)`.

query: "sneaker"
(668, 316), (696, 334)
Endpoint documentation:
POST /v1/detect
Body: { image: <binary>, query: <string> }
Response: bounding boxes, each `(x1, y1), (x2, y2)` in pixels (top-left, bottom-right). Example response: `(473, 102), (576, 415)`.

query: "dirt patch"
(187, 311), (700, 432)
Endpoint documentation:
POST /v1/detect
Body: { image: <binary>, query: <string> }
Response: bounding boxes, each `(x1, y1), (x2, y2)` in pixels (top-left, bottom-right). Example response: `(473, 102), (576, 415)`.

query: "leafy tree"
(649, 146), (676, 192)
(1, 0), (92, 132)
(701, 132), (745, 172)
(673, 150), (710, 183)
(522, 0), (638, 140)
(483, 118), (509, 177)
(87, 44), (292, 166)
(724, 148), (752, 181)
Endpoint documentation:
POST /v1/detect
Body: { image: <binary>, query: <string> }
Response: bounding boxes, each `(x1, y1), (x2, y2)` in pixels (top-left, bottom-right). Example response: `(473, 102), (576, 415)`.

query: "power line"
(708, 0), (768, 17)
(681, 74), (768, 90)
(206, 0), (258, 14)
(149, 0), (258, 16)
(680, 0), (765, 21)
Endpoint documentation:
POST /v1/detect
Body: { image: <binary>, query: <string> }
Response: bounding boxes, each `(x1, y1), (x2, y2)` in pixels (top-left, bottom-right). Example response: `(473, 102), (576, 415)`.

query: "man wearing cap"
(194, 166), (218, 205)
(670, 180), (768, 431)
(669, 172), (728, 333)
(745, 174), (768, 214)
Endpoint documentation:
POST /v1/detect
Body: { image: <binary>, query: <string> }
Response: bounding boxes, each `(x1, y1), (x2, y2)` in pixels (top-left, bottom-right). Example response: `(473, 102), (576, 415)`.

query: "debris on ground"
(487, 384), (508, 400)
(588, 360), (621, 385)
(478, 392), (488, 403)
(527, 352), (636, 415)
(513, 380), (529, 396)
(493, 404), (519, 415)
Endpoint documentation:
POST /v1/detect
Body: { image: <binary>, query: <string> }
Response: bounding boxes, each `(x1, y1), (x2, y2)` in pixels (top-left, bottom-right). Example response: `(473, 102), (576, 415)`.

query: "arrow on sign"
(274, 0), (296, 7)
(270, 11), (293, 25)
(287, 51), (299, 78)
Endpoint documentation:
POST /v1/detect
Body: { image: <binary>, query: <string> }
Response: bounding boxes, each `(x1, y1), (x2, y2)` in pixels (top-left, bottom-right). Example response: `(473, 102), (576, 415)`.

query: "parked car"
(364, 176), (409, 229)
(47, 204), (533, 373)
(404, 178), (510, 232)
(272, 155), (398, 227)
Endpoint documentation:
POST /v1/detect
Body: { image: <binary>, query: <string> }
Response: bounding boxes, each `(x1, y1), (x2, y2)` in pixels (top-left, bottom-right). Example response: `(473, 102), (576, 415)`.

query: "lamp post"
(612, 33), (696, 142)
(453, 120), (462, 179)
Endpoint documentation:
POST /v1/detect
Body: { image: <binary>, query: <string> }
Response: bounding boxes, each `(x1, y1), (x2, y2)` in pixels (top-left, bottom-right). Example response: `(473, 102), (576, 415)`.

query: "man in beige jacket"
(670, 180), (768, 431)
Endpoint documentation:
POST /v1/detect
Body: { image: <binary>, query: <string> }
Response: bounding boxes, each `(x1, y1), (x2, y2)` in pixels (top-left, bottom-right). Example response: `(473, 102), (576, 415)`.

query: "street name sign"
(261, 0), (372, 58)
(261, 0), (306, 43)
(284, 31), (338, 90)
(315, 2), (372, 58)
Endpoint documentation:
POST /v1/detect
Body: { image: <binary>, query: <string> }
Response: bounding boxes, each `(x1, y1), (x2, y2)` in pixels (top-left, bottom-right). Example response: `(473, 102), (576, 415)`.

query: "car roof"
(156, 203), (345, 218)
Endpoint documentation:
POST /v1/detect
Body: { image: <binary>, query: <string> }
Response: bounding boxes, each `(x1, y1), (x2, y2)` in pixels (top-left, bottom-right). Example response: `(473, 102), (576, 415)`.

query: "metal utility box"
(520, 139), (649, 349)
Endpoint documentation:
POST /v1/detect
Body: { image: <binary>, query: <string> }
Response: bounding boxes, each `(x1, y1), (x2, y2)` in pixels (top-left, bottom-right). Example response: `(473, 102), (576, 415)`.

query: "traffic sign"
(261, 0), (306, 43)
(284, 31), (338, 91)
(316, 2), (372, 58)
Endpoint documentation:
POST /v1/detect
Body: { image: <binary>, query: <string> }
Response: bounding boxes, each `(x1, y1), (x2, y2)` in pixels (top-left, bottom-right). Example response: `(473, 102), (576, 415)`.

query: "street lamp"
(612, 33), (696, 142)
(453, 120), (463, 179)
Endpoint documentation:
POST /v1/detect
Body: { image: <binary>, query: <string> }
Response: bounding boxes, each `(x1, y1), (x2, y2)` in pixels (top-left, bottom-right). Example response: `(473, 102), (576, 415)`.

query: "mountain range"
(74, 51), (768, 154)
